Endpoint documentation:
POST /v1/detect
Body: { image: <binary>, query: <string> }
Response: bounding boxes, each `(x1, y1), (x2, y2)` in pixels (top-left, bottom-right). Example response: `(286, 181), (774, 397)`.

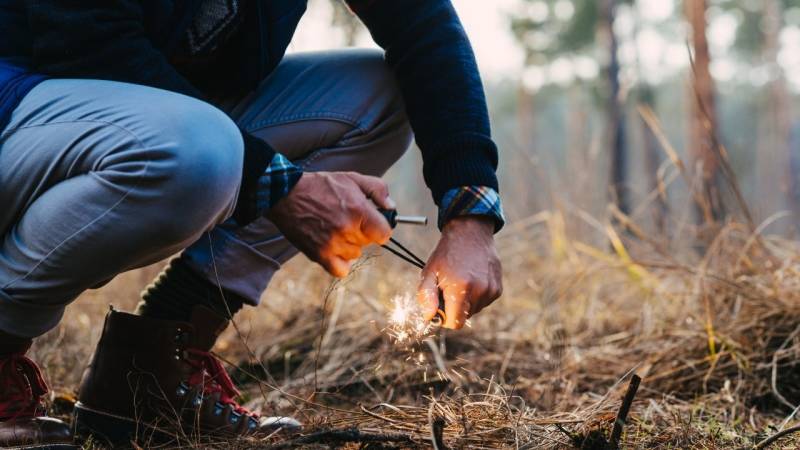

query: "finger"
(468, 282), (492, 316)
(329, 256), (352, 278)
(348, 173), (396, 210)
(480, 277), (503, 314)
(359, 203), (393, 245)
(442, 282), (470, 330)
(318, 251), (352, 278)
(416, 270), (440, 321)
(334, 240), (362, 261)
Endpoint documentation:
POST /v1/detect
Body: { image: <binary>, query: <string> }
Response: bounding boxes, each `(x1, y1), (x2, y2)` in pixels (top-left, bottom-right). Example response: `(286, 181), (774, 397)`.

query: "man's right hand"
(267, 171), (395, 277)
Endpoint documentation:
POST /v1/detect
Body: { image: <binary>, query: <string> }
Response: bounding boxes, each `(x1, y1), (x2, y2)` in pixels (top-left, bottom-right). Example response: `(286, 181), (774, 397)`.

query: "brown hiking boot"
(0, 331), (75, 450)
(72, 306), (300, 446)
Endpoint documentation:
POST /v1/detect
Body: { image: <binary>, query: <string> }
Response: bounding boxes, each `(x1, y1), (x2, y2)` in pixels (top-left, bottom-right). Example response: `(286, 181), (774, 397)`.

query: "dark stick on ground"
(751, 423), (800, 450)
(608, 374), (642, 449)
(430, 416), (447, 450)
(261, 428), (417, 449)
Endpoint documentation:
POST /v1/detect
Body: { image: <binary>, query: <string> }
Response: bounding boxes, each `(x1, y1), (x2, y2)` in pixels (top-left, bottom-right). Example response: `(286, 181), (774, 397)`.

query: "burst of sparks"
(385, 293), (434, 347)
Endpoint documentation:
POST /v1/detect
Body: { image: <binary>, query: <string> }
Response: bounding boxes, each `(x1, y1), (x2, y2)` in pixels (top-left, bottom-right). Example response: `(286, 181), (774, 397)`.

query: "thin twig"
(752, 424), (800, 450)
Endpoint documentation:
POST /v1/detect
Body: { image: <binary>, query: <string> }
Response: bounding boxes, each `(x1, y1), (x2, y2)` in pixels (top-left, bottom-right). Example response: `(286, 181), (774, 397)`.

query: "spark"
(382, 293), (442, 380)
(385, 293), (436, 352)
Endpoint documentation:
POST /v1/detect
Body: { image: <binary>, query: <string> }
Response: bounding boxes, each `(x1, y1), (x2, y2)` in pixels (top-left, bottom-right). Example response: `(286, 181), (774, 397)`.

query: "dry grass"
(30, 202), (800, 448)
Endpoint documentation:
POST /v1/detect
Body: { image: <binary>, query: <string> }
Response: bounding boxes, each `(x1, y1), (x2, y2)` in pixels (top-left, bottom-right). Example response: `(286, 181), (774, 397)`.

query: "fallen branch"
(261, 428), (417, 449)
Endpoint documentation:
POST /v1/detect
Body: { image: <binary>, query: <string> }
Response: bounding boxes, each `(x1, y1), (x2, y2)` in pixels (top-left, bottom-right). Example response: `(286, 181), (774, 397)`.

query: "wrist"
(442, 215), (495, 236)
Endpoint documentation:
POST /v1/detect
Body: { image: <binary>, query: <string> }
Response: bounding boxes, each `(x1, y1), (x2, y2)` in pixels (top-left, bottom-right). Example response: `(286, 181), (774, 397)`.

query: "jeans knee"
(150, 102), (244, 245)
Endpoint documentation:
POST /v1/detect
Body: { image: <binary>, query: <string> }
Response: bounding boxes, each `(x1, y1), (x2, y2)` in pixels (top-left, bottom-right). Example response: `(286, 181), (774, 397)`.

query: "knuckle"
(333, 218), (351, 233)
(346, 201), (363, 216)
(347, 247), (362, 260)
(320, 243), (337, 259)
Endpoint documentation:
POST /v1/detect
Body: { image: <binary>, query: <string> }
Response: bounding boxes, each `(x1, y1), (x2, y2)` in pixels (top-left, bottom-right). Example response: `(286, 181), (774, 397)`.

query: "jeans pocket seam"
(244, 111), (363, 134)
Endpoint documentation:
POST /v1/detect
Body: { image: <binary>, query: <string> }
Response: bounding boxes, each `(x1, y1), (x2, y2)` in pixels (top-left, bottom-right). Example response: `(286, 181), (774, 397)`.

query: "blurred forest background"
(301, 0), (800, 240)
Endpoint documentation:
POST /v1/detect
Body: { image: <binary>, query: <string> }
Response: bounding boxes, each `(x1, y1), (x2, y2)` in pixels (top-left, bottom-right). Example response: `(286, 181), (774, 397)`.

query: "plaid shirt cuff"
(438, 186), (506, 232)
(256, 153), (303, 211)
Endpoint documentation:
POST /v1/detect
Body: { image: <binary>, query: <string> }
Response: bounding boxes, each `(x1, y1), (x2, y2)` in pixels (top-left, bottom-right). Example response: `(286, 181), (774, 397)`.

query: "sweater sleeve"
(23, 0), (276, 225)
(345, 0), (500, 207)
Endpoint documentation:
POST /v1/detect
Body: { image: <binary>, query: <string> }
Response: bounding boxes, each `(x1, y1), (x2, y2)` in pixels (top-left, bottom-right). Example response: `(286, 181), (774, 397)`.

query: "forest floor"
(32, 207), (800, 449)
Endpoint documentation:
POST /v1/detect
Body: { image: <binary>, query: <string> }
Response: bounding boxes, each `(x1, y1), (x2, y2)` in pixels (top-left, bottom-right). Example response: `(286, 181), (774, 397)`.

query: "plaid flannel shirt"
(255, 154), (303, 211)
(438, 185), (505, 232)
(258, 155), (505, 232)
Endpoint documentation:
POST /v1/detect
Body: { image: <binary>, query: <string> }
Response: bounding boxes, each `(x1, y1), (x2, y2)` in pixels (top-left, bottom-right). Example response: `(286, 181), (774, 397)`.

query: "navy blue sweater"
(0, 0), (499, 224)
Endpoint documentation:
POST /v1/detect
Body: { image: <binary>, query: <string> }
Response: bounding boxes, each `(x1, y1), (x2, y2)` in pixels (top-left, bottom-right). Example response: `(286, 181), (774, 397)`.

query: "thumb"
(349, 173), (396, 210)
(417, 270), (440, 321)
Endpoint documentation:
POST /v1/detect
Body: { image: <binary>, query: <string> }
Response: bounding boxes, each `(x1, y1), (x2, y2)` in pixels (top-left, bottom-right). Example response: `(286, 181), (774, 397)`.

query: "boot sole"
(72, 402), (173, 448)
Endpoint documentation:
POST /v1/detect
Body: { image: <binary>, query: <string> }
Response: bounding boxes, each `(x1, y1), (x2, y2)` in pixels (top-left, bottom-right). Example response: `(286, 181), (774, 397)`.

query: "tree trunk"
(515, 81), (545, 213)
(757, 0), (794, 228)
(685, 0), (725, 224)
(632, 0), (668, 235)
(640, 85), (668, 234)
(599, 0), (628, 215)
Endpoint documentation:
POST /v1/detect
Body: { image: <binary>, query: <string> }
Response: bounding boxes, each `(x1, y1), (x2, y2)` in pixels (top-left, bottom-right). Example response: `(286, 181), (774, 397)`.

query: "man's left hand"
(417, 216), (503, 329)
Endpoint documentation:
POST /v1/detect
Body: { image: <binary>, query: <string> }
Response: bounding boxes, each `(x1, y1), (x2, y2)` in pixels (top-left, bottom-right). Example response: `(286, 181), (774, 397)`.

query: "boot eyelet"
(193, 395), (203, 407)
(214, 402), (225, 416)
(176, 382), (189, 397)
(230, 412), (241, 424)
(174, 330), (190, 344)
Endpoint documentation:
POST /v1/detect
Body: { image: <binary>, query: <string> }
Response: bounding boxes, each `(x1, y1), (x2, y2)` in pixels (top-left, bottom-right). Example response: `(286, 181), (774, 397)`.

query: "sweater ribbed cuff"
(423, 133), (500, 207)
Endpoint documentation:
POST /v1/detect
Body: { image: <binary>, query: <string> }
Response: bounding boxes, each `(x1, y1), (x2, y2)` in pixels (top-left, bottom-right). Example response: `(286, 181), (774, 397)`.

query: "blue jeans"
(0, 49), (412, 338)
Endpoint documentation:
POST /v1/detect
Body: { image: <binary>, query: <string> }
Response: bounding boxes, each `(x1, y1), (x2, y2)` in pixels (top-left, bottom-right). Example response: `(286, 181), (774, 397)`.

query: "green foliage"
(511, 0), (631, 64)
(716, 0), (800, 60)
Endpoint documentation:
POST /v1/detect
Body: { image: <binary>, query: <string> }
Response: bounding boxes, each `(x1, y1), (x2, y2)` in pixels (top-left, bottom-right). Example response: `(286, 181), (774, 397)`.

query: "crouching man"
(0, 0), (504, 447)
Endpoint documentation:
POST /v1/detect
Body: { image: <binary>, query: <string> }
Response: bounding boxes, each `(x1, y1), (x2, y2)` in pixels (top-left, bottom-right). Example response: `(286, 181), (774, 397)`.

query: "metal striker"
(379, 209), (428, 228)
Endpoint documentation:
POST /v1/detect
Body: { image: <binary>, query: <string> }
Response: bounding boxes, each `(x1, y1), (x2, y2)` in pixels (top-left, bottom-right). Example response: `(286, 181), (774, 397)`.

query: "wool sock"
(136, 254), (246, 321)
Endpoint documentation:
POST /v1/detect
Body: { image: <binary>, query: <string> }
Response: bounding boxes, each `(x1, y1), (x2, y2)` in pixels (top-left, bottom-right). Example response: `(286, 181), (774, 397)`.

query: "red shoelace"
(0, 352), (48, 420)
(185, 349), (257, 418)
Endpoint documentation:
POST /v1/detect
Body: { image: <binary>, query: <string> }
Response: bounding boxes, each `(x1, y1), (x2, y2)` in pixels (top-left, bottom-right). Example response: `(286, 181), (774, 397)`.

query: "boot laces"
(0, 352), (48, 420)
(185, 349), (257, 418)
